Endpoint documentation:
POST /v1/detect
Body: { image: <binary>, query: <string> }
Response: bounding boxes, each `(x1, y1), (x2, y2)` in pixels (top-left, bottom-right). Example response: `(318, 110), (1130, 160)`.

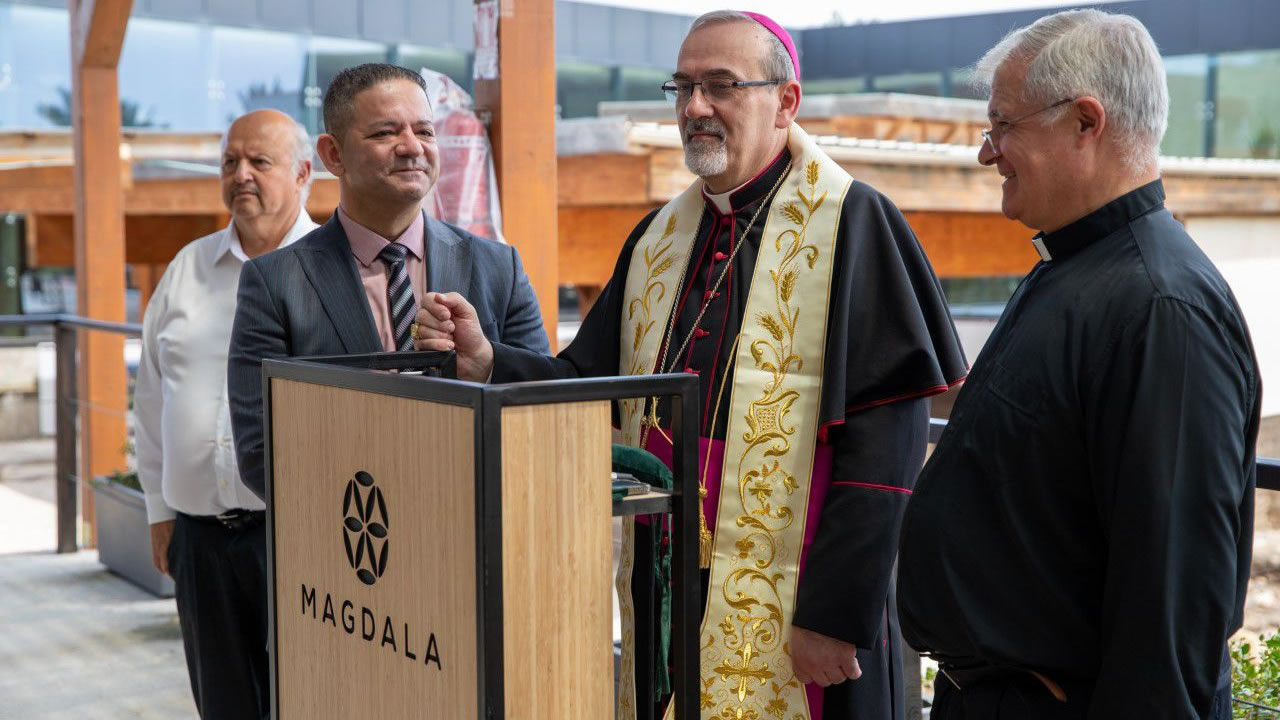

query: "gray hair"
(288, 121), (314, 206)
(688, 10), (796, 83)
(974, 8), (1167, 172)
(219, 116), (314, 205)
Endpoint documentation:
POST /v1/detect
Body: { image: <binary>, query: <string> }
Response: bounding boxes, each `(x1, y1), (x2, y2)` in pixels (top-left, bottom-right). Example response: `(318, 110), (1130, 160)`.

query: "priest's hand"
(790, 625), (861, 686)
(414, 292), (494, 382)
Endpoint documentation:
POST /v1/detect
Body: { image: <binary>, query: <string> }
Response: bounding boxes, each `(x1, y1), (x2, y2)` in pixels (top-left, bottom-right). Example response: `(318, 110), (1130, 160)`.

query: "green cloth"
(612, 443), (673, 489)
(611, 443), (673, 700)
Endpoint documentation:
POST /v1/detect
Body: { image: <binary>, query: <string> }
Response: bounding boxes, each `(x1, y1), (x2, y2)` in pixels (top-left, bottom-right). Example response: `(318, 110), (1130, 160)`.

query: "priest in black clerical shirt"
(412, 10), (966, 720)
(897, 9), (1260, 720)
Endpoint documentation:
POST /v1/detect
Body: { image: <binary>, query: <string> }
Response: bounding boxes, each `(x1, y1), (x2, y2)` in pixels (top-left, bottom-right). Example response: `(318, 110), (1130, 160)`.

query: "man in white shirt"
(134, 109), (318, 720)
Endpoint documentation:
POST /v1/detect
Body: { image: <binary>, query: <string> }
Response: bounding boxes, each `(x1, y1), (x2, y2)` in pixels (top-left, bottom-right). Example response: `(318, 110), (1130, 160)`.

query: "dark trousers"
(169, 512), (269, 720)
(931, 662), (1234, 720)
(931, 672), (1088, 720)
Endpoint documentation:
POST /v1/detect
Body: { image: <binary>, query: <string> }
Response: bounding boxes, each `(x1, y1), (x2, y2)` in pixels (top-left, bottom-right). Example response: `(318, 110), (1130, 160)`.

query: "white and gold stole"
(615, 125), (853, 720)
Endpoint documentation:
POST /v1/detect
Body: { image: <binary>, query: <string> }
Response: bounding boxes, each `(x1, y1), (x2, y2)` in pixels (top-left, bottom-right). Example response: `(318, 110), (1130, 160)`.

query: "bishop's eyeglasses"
(661, 78), (782, 105)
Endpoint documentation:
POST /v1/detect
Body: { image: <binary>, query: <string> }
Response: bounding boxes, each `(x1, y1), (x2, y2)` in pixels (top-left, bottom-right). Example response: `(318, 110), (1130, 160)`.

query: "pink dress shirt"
(337, 207), (427, 352)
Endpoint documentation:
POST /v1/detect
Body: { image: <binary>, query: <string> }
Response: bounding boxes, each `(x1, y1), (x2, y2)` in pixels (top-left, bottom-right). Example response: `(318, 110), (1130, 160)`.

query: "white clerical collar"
(703, 176), (754, 215)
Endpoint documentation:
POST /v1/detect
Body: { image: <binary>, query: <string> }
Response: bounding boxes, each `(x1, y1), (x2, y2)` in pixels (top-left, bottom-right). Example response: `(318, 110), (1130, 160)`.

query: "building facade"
(1, 0), (1277, 159)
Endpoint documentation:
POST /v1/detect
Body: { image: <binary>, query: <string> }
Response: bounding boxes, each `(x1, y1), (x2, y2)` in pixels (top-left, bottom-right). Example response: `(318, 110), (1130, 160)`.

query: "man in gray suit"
(229, 63), (548, 499)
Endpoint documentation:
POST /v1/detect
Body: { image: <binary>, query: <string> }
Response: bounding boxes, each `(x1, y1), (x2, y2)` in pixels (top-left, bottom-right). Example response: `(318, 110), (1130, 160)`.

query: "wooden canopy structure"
(12, 122), (1279, 297)
(29, 0), (558, 543)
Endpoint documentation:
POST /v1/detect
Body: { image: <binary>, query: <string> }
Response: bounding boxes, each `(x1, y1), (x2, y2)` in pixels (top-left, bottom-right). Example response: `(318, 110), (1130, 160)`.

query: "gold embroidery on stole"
(663, 126), (851, 720)
(616, 183), (706, 720)
(618, 126), (852, 720)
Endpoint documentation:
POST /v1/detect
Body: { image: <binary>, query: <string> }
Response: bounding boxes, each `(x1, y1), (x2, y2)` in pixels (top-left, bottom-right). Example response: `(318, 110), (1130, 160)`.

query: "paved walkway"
(0, 439), (195, 720)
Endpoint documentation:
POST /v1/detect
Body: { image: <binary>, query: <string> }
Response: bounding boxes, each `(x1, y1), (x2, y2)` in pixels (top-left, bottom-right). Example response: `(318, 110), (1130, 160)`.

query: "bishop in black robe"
(489, 147), (968, 720)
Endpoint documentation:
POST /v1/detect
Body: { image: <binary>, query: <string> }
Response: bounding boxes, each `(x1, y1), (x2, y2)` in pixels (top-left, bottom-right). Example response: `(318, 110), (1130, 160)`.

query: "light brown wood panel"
(500, 401), (613, 720)
(558, 153), (650, 206)
(1163, 174), (1280, 215)
(132, 264), (154, 318)
(31, 213), (220, 266)
(125, 215), (225, 263)
(0, 163), (73, 189)
(474, 0), (559, 339)
(31, 209), (337, 267)
(647, 148), (698, 203)
(122, 176), (341, 216)
(72, 59), (129, 542)
(270, 380), (478, 720)
(903, 211), (1038, 277)
(558, 205), (656, 286)
(72, 0), (132, 68)
(0, 187), (77, 213)
(556, 207), (1034, 286)
(124, 177), (223, 213)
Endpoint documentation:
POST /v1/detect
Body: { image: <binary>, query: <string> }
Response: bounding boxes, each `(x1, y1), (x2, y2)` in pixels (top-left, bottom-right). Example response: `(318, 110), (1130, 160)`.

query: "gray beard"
(684, 142), (728, 178)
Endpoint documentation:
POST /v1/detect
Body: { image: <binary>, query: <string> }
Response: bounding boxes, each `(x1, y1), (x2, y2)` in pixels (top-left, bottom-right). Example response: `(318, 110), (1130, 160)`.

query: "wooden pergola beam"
(473, 0), (559, 338)
(69, 0), (134, 545)
(72, 0), (131, 68)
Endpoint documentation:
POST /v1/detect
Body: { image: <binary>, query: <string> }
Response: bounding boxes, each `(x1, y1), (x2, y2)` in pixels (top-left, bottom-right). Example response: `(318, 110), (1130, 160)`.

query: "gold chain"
(639, 159), (793, 567)
(654, 160), (792, 382)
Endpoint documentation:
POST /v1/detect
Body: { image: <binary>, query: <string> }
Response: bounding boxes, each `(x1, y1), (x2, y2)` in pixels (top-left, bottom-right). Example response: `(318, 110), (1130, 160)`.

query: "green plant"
(106, 441), (141, 492)
(35, 86), (167, 129)
(1249, 124), (1276, 159)
(1231, 631), (1280, 718)
(108, 469), (141, 492)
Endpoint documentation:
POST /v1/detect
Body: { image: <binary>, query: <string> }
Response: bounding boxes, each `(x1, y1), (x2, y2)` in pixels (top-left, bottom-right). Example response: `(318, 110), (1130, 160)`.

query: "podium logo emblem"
(342, 471), (389, 586)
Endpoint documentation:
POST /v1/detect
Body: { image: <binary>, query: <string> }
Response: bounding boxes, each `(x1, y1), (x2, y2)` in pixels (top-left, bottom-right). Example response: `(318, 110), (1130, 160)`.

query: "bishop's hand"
(790, 625), (861, 687)
(413, 292), (494, 382)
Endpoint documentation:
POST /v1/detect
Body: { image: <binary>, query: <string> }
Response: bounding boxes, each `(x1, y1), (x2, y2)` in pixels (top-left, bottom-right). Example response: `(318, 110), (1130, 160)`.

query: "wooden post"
(70, 0), (133, 545)
(131, 263), (165, 319)
(473, 0), (559, 339)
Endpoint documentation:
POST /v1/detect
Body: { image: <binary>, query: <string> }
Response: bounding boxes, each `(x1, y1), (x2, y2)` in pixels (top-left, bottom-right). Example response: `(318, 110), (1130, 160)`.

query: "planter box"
(92, 478), (175, 598)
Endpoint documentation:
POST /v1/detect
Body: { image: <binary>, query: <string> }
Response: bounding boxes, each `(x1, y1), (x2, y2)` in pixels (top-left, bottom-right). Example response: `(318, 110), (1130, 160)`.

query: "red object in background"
(419, 70), (505, 243)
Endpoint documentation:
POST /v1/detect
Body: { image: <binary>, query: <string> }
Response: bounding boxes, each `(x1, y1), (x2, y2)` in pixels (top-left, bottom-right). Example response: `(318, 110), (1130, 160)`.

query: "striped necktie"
(378, 243), (415, 351)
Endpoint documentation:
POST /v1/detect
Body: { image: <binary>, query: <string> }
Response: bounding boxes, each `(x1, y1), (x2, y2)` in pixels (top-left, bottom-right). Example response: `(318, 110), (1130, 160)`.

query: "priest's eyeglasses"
(980, 98), (1074, 147)
(661, 79), (782, 105)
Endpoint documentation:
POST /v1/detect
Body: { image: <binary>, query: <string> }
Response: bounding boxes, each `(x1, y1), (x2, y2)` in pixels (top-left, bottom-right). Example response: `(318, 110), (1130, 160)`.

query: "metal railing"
(0, 313), (142, 554)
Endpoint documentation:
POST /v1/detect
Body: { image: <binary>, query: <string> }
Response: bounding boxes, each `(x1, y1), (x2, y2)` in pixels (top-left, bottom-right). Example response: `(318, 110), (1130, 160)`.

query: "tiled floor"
(0, 551), (196, 720)
(0, 439), (196, 720)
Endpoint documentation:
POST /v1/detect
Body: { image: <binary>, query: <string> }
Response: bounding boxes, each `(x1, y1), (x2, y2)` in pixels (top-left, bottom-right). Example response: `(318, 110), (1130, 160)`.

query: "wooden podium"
(261, 352), (699, 720)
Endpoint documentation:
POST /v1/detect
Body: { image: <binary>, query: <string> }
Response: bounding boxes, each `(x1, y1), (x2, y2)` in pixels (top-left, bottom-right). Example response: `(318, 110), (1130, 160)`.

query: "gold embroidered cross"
(713, 642), (776, 703)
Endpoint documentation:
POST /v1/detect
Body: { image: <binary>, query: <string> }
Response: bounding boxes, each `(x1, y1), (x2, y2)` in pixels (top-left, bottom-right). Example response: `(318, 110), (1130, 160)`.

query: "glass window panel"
(803, 77), (867, 95)
(556, 61), (610, 119)
(1162, 54), (1208, 158)
(211, 26), (307, 128)
(940, 276), (1022, 307)
(304, 36), (390, 134)
(619, 65), (670, 103)
(118, 17), (208, 129)
(1214, 49), (1280, 159)
(873, 71), (943, 97)
(396, 45), (471, 93)
(1, 4), (72, 128)
(949, 68), (986, 101)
